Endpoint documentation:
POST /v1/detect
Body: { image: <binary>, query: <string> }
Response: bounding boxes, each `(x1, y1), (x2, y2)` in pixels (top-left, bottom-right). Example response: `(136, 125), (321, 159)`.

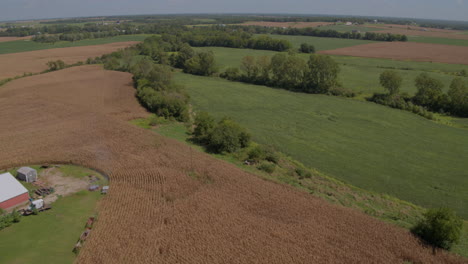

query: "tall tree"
(448, 78), (468, 116)
(305, 55), (340, 93)
(413, 73), (444, 109)
(379, 70), (403, 95)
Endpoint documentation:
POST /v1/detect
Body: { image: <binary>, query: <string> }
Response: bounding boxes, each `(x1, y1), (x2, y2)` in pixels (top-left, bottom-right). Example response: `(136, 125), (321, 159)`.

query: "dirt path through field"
(0, 41), (138, 80)
(0, 66), (464, 263)
(320, 41), (468, 65)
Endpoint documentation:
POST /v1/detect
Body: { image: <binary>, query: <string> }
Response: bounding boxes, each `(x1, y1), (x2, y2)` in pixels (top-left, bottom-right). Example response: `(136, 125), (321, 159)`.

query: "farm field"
(0, 65), (462, 263)
(174, 72), (468, 219)
(0, 34), (149, 55)
(408, 36), (468, 47)
(0, 36), (32, 42)
(0, 41), (138, 80)
(194, 46), (468, 95)
(320, 42), (468, 65)
(239, 21), (334, 28)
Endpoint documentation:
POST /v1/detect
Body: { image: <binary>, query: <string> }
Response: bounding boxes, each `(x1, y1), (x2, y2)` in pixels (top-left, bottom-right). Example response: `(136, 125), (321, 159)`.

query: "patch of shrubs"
(295, 167), (312, 179)
(367, 93), (435, 120)
(193, 112), (251, 154)
(257, 162), (276, 174)
(411, 208), (463, 253)
(247, 145), (280, 164)
(0, 211), (22, 230)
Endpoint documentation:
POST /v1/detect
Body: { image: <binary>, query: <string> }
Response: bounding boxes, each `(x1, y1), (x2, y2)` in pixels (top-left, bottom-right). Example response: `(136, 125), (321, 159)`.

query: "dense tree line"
(227, 25), (408, 42)
(100, 47), (190, 122)
(179, 29), (291, 51)
(369, 70), (468, 118)
(220, 53), (353, 96)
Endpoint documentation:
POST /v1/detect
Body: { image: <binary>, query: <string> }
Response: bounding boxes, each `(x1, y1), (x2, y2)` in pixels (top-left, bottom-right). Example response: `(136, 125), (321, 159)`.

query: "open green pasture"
(408, 36), (468, 47)
(174, 72), (468, 219)
(195, 46), (468, 95)
(0, 34), (150, 55)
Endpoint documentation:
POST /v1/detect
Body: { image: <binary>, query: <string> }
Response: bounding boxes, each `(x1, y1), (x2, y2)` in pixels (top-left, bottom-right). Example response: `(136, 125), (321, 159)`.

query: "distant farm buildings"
(0, 172), (30, 210)
(17, 167), (37, 183)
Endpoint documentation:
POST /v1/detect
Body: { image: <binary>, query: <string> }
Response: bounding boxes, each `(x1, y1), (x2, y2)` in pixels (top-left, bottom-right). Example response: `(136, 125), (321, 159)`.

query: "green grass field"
(0, 191), (101, 264)
(0, 165), (106, 264)
(256, 34), (374, 50)
(408, 36), (468, 47)
(195, 46), (468, 95)
(0, 34), (150, 55)
(174, 72), (468, 219)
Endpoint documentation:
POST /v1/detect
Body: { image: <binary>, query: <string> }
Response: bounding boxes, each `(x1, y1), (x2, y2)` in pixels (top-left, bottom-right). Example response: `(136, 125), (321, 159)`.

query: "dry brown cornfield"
(0, 41), (138, 80)
(0, 65), (466, 263)
(320, 41), (468, 65)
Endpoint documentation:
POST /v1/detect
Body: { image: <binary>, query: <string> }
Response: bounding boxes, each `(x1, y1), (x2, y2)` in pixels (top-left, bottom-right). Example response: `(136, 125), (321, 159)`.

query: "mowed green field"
(194, 46), (468, 95)
(408, 36), (468, 47)
(174, 72), (468, 218)
(0, 34), (150, 55)
(256, 34), (374, 50)
(0, 191), (101, 264)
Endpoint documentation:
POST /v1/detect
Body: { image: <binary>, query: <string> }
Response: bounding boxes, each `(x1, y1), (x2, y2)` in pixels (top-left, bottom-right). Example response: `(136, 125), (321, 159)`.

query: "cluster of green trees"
(137, 36), (218, 76)
(180, 30), (291, 51)
(193, 112), (251, 153)
(369, 70), (468, 118)
(221, 53), (353, 96)
(0, 211), (22, 230)
(228, 25), (408, 42)
(100, 48), (190, 122)
(33, 31), (122, 43)
(299, 43), (316, 53)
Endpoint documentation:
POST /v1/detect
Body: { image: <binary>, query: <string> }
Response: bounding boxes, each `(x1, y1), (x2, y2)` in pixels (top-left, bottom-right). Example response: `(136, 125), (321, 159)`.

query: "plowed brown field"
(0, 41), (138, 80)
(0, 65), (465, 263)
(0, 36), (32, 42)
(240, 21), (334, 28)
(320, 42), (468, 65)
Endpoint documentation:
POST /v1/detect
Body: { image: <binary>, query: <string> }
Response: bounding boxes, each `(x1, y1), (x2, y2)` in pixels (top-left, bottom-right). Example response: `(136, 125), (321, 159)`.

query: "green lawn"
(195, 46), (468, 95)
(175, 72), (468, 219)
(408, 36), (468, 47)
(0, 34), (151, 55)
(0, 165), (107, 263)
(0, 191), (101, 264)
(256, 34), (374, 50)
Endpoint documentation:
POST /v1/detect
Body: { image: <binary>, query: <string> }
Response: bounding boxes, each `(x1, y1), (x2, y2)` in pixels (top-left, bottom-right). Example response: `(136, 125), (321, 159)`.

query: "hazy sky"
(1, 0), (467, 22)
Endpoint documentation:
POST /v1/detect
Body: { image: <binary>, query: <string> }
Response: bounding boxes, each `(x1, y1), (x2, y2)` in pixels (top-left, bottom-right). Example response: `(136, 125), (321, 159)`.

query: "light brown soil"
(241, 21), (334, 28)
(39, 168), (89, 204)
(0, 65), (465, 263)
(0, 41), (138, 80)
(320, 42), (468, 65)
(0, 36), (32, 42)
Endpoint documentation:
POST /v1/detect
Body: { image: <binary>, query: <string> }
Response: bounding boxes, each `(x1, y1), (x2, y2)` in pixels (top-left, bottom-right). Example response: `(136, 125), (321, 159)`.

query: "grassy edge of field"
(0, 165), (107, 264)
(130, 116), (468, 258)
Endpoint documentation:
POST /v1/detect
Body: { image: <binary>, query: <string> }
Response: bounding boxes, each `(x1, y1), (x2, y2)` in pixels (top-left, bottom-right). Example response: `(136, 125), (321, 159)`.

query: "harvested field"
(365, 24), (468, 40)
(0, 65), (465, 263)
(240, 21), (334, 28)
(320, 42), (468, 65)
(0, 41), (138, 80)
(0, 36), (32, 42)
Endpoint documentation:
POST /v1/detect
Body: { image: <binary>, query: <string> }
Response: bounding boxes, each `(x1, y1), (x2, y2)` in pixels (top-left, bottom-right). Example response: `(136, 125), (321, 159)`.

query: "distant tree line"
(179, 30), (292, 51)
(226, 25), (408, 42)
(220, 53), (354, 97)
(369, 70), (468, 118)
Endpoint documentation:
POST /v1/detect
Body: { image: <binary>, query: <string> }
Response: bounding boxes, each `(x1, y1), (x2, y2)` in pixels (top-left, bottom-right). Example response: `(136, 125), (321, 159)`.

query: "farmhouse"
(0, 172), (30, 210)
(17, 166), (37, 182)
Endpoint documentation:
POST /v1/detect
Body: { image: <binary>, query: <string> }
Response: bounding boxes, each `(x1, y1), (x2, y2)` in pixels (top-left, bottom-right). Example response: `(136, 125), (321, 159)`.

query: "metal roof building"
(17, 167), (37, 183)
(0, 172), (30, 210)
